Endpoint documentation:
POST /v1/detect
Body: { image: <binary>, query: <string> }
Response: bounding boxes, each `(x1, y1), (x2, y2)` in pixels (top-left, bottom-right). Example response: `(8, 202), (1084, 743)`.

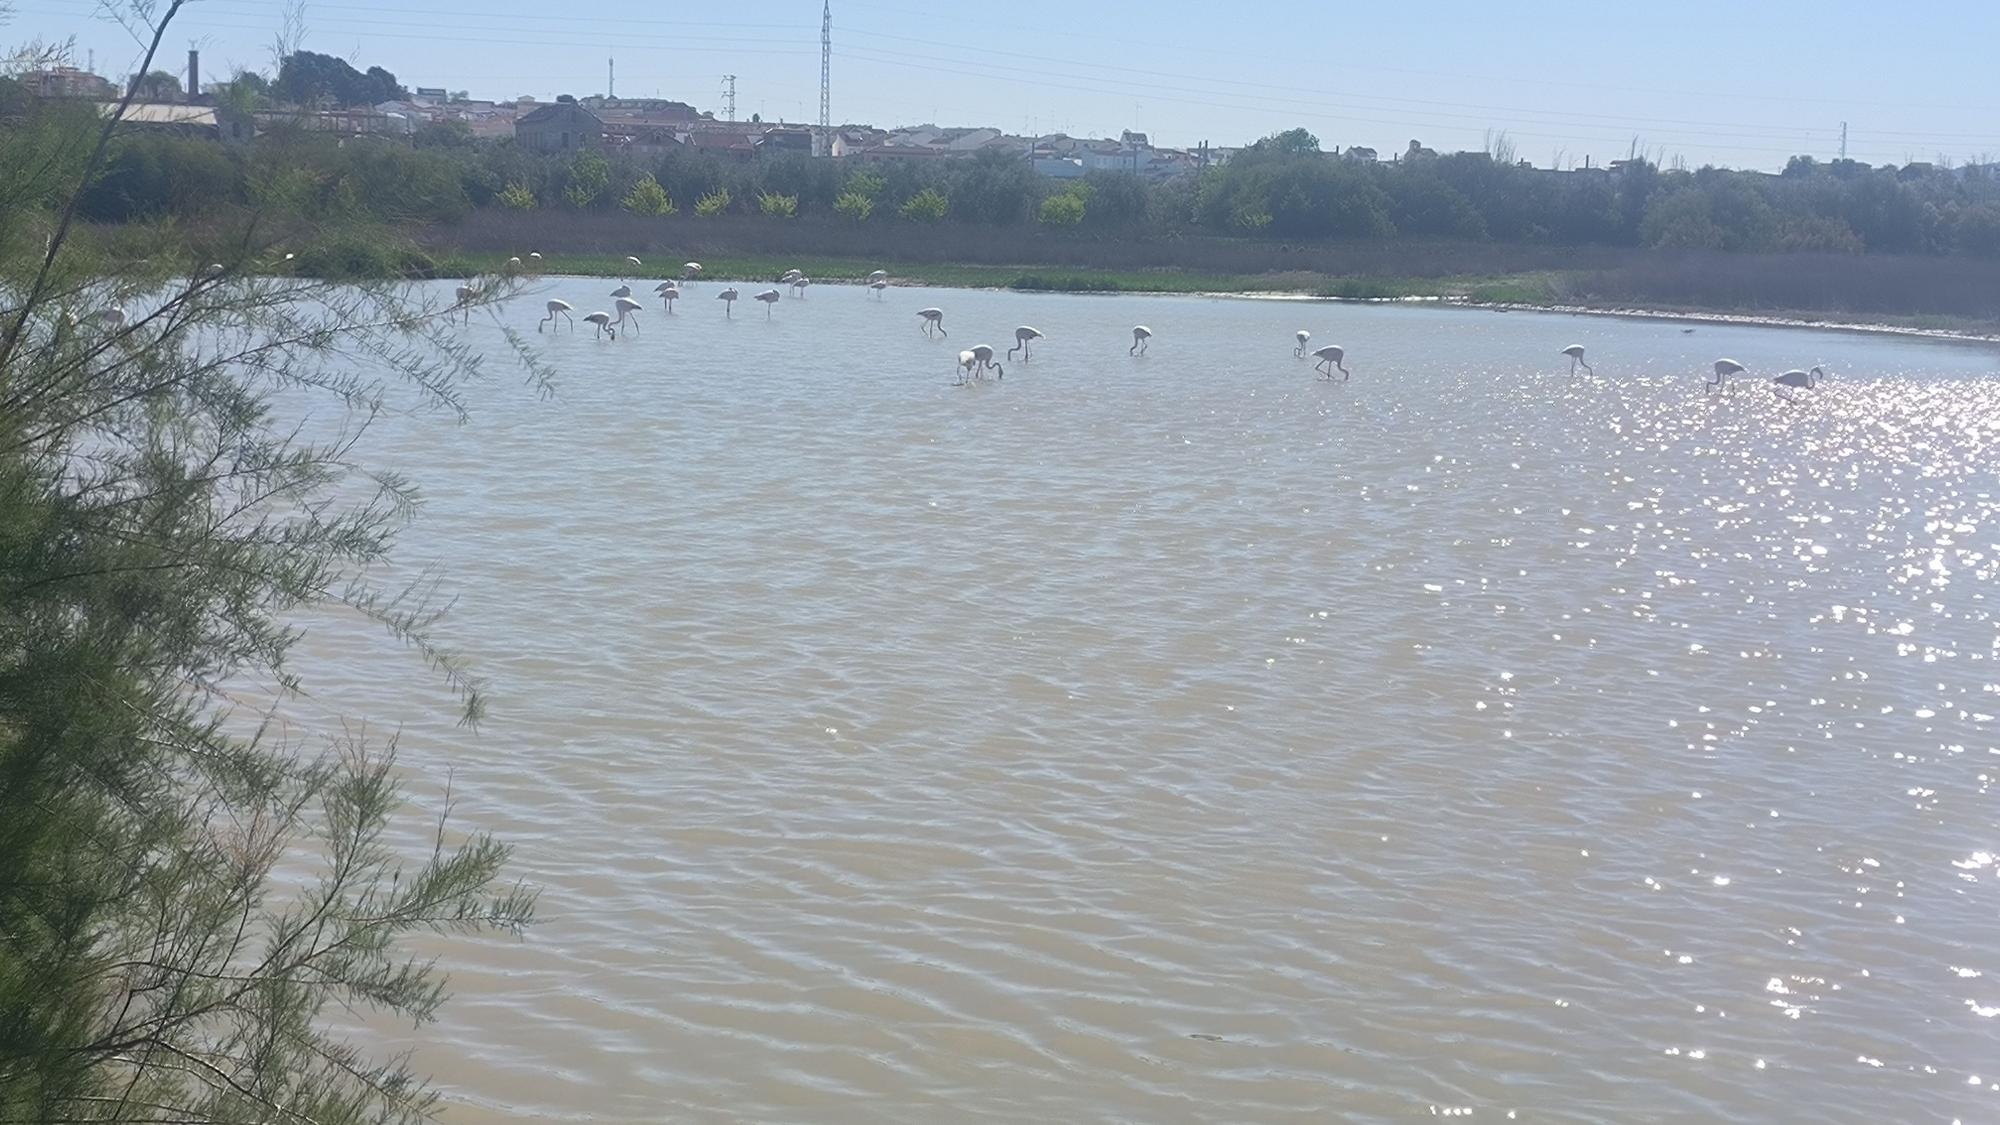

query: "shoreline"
(1222, 291), (2000, 346)
(443, 249), (2000, 346)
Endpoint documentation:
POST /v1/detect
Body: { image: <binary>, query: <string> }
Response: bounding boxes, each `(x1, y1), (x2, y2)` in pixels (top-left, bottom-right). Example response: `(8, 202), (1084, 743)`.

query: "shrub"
(834, 191), (874, 222)
(757, 190), (798, 218)
(900, 187), (949, 223)
(845, 168), (886, 200)
(563, 150), (610, 209)
(498, 181), (537, 210)
(1038, 191), (1086, 227)
(695, 187), (732, 217)
(622, 173), (676, 216)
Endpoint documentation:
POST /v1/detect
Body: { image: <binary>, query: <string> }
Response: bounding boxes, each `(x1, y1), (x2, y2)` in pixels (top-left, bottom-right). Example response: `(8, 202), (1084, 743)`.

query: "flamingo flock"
(481, 258), (1839, 402)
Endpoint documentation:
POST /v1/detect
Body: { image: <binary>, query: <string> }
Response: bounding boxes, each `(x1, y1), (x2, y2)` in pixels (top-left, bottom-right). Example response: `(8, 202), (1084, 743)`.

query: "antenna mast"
(1839, 121), (1848, 161)
(817, 1), (831, 156)
(608, 58), (615, 99)
(722, 74), (737, 122)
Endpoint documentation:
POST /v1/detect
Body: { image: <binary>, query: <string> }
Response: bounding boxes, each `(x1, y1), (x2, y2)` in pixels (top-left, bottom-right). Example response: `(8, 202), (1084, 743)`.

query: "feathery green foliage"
(693, 187), (731, 218)
(0, 5), (542, 1121)
(899, 187), (949, 224)
(621, 173), (675, 217)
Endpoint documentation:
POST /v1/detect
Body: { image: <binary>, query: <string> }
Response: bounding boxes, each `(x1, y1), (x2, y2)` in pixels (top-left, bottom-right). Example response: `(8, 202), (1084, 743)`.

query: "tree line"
(13, 82), (2000, 259)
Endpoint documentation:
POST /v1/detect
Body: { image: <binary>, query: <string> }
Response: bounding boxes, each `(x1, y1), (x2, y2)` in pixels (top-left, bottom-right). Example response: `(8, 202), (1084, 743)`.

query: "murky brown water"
(296, 284), (2000, 1122)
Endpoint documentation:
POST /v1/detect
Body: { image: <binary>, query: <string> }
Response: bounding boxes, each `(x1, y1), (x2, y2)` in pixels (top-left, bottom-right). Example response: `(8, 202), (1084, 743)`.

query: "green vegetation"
(900, 187), (950, 224)
(694, 187), (732, 218)
(1, 5), (538, 1122)
(9, 60), (1998, 323)
(757, 190), (798, 219)
(834, 191), (874, 222)
(622, 172), (676, 216)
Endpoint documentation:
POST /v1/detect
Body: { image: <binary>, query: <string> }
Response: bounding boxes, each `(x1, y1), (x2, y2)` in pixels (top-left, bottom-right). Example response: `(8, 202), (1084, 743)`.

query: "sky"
(14, 0), (2000, 171)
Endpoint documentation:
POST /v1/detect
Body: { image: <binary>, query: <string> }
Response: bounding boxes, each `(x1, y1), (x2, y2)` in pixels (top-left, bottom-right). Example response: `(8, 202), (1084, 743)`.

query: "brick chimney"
(186, 48), (199, 103)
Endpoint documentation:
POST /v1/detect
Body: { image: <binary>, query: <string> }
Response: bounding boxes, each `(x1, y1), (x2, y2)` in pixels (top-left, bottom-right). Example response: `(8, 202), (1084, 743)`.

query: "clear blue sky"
(18, 0), (2000, 170)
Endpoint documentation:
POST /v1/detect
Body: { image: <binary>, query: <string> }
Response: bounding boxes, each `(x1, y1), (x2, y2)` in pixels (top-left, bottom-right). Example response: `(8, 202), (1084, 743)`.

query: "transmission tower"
(722, 74), (737, 122)
(818, 1), (832, 157)
(607, 58), (615, 99)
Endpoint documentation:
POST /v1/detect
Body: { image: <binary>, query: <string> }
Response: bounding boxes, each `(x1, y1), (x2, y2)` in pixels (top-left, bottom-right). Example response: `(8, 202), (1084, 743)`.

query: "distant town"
(18, 51), (1445, 178)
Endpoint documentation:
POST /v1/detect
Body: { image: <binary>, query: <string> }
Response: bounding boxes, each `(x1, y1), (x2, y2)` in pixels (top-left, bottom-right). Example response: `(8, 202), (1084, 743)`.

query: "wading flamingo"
(1312, 344), (1350, 381)
(527, 251), (543, 272)
(85, 305), (127, 333)
(869, 280), (889, 298)
(540, 299), (575, 332)
(1130, 326), (1152, 355)
(971, 344), (1004, 379)
(918, 308), (946, 337)
(955, 350), (977, 385)
(452, 284), (477, 324)
(1708, 358), (1746, 393)
(1295, 330), (1311, 357)
(683, 262), (704, 281)
(717, 287), (740, 317)
(790, 276), (810, 298)
(1562, 344), (1593, 376)
(867, 269), (888, 284)
(1771, 365), (1826, 401)
(779, 269), (803, 284)
(1010, 326), (1043, 359)
(624, 255), (642, 278)
(584, 311), (616, 340)
(610, 284), (633, 299)
(504, 256), (522, 274)
(754, 288), (782, 317)
(613, 296), (644, 333)
(655, 282), (680, 312)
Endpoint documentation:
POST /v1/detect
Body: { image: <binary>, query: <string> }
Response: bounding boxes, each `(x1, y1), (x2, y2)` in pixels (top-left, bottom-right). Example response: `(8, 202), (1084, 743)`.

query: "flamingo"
(1312, 344), (1350, 381)
(655, 282), (680, 312)
(971, 344), (1003, 380)
(1708, 358), (1746, 393)
(504, 256), (522, 274)
(918, 308), (946, 337)
(611, 284), (633, 299)
(85, 305), (127, 333)
(790, 276), (810, 298)
(1771, 365), (1827, 401)
(452, 284), (477, 324)
(1009, 326), (1043, 360)
(624, 255), (642, 278)
(754, 288), (782, 317)
(528, 251), (543, 272)
(1562, 344), (1593, 376)
(869, 280), (889, 298)
(717, 286), (740, 317)
(683, 261), (704, 281)
(955, 350), (977, 385)
(1294, 330), (1311, 358)
(540, 299), (575, 332)
(584, 311), (617, 339)
(867, 269), (888, 284)
(612, 296), (644, 334)
(1130, 326), (1152, 355)
(779, 269), (803, 284)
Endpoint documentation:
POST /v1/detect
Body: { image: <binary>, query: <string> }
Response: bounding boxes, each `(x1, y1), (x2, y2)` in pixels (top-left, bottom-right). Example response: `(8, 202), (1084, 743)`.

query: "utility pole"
(817, 1), (832, 157)
(722, 74), (736, 122)
(1840, 121), (1848, 161)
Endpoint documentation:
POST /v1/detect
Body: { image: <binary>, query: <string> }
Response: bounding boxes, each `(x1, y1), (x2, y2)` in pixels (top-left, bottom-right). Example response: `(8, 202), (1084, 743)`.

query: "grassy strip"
(425, 249), (2000, 337)
(446, 249), (1562, 302)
